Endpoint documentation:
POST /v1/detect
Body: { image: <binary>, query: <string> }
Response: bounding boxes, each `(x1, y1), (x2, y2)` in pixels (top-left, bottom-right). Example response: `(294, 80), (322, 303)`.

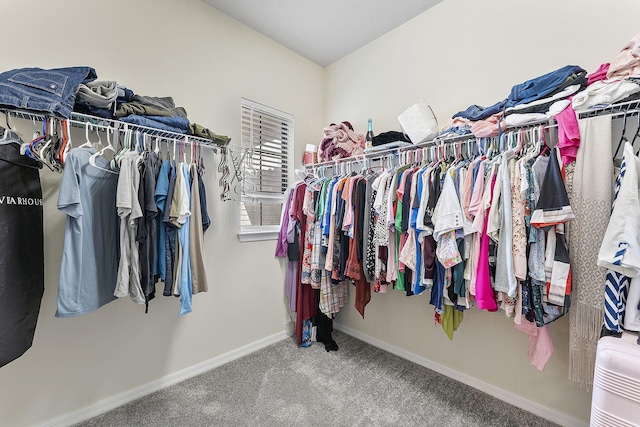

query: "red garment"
(345, 178), (370, 317)
(292, 183), (317, 346)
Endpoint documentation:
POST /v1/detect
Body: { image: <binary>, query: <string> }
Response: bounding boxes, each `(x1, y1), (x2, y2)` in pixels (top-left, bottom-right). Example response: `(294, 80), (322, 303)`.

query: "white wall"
(325, 0), (640, 424)
(0, 1), (324, 426)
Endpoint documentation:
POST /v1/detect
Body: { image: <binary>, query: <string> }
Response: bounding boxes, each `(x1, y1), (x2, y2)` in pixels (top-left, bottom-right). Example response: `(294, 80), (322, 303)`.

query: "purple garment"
(276, 188), (295, 258)
(277, 187), (298, 313)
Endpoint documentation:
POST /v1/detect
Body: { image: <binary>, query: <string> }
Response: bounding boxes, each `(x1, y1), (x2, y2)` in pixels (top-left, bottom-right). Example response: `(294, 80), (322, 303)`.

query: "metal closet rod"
(577, 99), (640, 119)
(307, 117), (559, 170)
(306, 99), (640, 171)
(0, 108), (233, 151)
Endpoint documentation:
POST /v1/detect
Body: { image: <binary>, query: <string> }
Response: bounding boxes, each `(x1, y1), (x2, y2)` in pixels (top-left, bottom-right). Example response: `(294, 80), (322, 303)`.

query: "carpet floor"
(77, 331), (558, 427)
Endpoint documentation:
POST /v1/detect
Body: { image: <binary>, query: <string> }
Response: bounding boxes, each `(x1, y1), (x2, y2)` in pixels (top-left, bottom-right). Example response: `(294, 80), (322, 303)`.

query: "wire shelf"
(306, 99), (640, 172)
(2, 108), (228, 151)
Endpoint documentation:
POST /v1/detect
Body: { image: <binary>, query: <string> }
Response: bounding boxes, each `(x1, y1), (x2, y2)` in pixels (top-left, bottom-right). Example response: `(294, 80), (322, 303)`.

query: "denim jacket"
(0, 67), (97, 118)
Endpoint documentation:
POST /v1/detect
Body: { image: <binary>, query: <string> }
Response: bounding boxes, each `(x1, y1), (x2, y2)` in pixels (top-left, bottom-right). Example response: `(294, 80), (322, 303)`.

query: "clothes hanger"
(20, 115), (45, 156)
(38, 119), (55, 168)
(111, 127), (132, 171)
(539, 125), (551, 157)
(48, 119), (65, 172)
(154, 136), (160, 155)
(219, 146), (230, 201)
(89, 127), (118, 174)
(294, 169), (307, 181)
(25, 120), (46, 160)
(0, 111), (23, 145)
(173, 137), (178, 162)
(58, 119), (69, 164)
(78, 122), (95, 149)
(198, 143), (205, 176)
(632, 112), (640, 156)
(614, 111), (629, 160)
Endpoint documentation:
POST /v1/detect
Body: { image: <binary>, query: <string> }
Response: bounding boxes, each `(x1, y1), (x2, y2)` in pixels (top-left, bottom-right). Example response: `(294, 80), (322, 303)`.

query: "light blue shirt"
(178, 162), (192, 317)
(57, 148), (119, 317)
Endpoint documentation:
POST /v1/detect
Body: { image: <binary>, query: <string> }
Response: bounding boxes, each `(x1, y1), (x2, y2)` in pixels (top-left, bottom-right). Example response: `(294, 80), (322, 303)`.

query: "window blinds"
(240, 98), (293, 230)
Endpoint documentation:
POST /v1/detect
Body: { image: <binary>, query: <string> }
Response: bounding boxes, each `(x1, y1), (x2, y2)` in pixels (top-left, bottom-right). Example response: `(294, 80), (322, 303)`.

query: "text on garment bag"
(0, 196), (44, 206)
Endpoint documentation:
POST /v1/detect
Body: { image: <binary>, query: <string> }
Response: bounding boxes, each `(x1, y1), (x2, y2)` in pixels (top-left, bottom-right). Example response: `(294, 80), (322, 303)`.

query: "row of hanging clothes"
(278, 124), (575, 368)
(0, 109), (219, 319)
(0, 106), (239, 368)
(55, 121), (215, 318)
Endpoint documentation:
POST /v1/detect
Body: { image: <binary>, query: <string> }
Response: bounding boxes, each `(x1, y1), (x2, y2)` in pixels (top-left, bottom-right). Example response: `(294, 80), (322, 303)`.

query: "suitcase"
(591, 332), (640, 426)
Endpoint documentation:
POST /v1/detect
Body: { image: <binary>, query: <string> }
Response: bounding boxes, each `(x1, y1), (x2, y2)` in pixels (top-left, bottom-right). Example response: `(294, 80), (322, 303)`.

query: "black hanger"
(632, 112), (640, 156)
(614, 112), (628, 160)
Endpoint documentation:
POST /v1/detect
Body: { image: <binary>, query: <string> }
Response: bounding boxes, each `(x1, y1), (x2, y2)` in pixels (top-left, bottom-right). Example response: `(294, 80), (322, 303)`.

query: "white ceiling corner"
(202, 0), (444, 67)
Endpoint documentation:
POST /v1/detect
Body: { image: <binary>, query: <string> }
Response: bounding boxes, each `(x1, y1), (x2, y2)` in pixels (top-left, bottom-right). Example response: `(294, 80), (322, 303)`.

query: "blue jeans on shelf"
(0, 67), (96, 118)
(119, 114), (190, 133)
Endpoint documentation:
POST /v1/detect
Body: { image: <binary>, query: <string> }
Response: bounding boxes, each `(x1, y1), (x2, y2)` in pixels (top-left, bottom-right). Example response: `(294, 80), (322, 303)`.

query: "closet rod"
(577, 99), (640, 119)
(307, 116), (558, 170)
(1, 109), (224, 151)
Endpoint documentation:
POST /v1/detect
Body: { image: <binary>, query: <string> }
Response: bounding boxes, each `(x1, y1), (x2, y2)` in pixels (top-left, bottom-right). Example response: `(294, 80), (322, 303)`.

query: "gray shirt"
(57, 148), (119, 317)
(115, 151), (145, 304)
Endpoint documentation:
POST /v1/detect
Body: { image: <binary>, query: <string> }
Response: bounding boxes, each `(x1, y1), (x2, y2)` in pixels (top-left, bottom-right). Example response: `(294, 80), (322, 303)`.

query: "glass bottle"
(366, 118), (374, 149)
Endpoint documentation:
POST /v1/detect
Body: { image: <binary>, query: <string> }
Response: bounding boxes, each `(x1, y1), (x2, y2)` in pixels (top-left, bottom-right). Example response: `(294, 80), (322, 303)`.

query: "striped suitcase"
(591, 332), (640, 426)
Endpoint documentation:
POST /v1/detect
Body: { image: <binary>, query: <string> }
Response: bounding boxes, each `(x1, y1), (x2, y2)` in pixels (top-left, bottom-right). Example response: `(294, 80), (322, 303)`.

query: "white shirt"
(598, 142), (640, 277)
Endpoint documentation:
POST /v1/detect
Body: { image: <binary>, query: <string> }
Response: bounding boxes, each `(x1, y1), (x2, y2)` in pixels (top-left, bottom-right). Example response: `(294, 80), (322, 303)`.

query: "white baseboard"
(334, 323), (587, 427)
(39, 331), (288, 427)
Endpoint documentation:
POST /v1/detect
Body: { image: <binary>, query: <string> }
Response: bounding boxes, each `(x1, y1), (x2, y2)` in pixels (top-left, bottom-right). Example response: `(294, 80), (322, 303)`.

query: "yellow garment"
(441, 305), (464, 340)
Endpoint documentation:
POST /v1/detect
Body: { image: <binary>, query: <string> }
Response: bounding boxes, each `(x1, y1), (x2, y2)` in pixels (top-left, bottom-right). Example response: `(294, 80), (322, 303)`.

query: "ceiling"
(202, 0), (444, 67)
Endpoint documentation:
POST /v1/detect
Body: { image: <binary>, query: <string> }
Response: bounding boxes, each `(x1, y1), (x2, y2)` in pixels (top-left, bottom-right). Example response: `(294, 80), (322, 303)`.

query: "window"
(238, 98), (293, 242)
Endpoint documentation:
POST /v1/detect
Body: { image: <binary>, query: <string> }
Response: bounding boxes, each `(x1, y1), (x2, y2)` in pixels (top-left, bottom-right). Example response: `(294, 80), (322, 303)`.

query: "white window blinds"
(240, 98), (293, 236)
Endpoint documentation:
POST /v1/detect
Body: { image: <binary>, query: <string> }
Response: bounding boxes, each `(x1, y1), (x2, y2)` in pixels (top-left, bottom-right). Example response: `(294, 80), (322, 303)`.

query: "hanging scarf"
(566, 115), (614, 390)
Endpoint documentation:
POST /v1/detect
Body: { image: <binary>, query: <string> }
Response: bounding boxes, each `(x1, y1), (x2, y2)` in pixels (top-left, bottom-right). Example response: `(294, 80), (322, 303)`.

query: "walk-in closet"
(2, 1), (640, 426)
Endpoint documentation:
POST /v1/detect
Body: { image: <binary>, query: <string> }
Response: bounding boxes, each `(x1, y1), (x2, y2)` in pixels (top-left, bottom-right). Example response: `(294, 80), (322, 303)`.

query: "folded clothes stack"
(0, 65), (230, 144)
(448, 65), (588, 139)
(75, 80), (134, 119)
(115, 95), (189, 134)
(571, 34), (640, 112)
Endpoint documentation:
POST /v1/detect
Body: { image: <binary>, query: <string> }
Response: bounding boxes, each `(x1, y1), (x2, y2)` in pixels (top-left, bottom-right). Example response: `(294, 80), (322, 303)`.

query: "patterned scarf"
(566, 115), (613, 390)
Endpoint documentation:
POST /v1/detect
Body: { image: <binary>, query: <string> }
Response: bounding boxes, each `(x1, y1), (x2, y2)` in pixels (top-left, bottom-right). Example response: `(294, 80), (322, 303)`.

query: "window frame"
(237, 98), (293, 242)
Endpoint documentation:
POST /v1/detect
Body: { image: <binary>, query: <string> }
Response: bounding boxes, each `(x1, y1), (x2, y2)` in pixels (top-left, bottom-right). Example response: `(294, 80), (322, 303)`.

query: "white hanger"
(295, 169), (306, 181)
(62, 118), (73, 161)
(90, 127), (118, 174)
(173, 138), (177, 161)
(111, 126), (131, 171)
(78, 123), (95, 149)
